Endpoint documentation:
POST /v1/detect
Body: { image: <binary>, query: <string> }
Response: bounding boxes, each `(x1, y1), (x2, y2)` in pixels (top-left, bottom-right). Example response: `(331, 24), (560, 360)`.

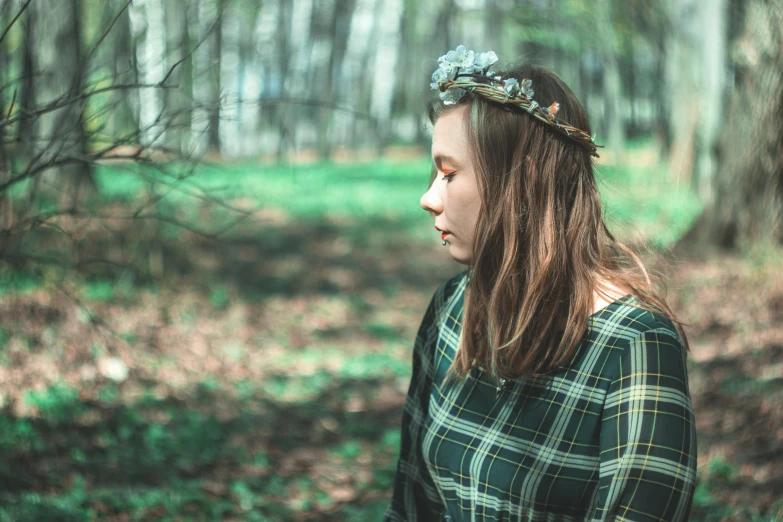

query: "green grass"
(0, 264), (44, 296)
(85, 157), (700, 248)
(87, 159), (438, 242)
(596, 164), (702, 248)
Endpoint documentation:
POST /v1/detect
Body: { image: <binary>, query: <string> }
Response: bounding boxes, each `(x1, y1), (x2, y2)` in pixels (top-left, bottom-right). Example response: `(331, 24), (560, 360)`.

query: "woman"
(383, 46), (697, 522)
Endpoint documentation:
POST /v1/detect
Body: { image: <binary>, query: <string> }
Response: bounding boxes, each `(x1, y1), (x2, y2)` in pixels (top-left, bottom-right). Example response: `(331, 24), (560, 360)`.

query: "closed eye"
(443, 171), (456, 182)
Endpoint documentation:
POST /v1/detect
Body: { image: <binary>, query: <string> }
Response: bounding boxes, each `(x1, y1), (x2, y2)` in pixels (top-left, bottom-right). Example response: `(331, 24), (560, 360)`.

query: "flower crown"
(430, 45), (602, 157)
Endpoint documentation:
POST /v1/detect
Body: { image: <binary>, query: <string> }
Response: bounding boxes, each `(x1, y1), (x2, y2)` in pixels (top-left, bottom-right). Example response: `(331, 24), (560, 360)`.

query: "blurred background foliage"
(0, 0), (781, 520)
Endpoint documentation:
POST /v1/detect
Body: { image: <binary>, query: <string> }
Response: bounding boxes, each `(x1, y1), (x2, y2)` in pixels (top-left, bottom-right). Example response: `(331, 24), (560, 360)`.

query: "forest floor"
(1, 227), (781, 521)
(0, 151), (781, 520)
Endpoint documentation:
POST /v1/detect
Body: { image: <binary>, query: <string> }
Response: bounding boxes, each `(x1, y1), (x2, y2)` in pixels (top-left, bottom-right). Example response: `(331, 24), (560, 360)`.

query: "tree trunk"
(369, 0), (403, 156)
(28, 0), (92, 208)
(218, 1), (241, 158)
(679, 0), (783, 250)
(347, 0), (380, 151)
(163, 0), (191, 155)
(237, 3), (263, 157)
(597, 0), (625, 159)
(209, 0), (223, 151)
(693, 0), (728, 204)
(654, 27), (671, 159)
(191, 0), (221, 156)
(665, 0), (701, 184)
(15, 1), (35, 159)
(625, 38), (637, 136)
(109, 0), (135, 141)
(275, 0), (293, 160)
(312, 0), (339, 160)
(129, 0), (168, 148)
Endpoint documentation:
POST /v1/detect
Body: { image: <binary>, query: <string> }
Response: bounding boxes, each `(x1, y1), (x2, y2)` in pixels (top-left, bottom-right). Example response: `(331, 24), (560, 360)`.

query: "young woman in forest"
(383, 46), (697, 522)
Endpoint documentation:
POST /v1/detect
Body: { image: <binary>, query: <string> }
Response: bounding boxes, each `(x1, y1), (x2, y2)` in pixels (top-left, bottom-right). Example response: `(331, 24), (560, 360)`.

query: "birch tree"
(128, 0), (169, 147)
(218, 1), (242, 158)
(191, 0), (222, 155)
(682, 0), (783, 249)
(664, 0), (702, 183)
(28, 0), (92, 207)
(369, 0), (403, 153)
(162, 0), (192, 155)
(597, 0), (624, 156)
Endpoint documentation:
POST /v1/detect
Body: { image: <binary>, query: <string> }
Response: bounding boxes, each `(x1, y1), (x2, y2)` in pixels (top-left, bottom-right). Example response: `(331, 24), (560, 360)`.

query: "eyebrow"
(432, 153), (461, 168)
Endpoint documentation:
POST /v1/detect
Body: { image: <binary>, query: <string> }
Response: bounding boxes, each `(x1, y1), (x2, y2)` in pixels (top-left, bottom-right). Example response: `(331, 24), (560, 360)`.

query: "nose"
(420, 180), (444, 215)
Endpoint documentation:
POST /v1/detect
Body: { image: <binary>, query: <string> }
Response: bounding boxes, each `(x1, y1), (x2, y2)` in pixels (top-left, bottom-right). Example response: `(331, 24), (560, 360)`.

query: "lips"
(441, 232), (449, 240)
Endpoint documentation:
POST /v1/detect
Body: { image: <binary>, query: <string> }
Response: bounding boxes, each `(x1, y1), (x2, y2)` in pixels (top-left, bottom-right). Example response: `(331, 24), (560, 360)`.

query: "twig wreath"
(430, 45), (603, 157)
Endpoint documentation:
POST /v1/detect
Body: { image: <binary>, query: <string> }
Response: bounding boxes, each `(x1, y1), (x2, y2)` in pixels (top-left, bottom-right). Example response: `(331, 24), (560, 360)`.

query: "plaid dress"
(383, 271), (697, 522)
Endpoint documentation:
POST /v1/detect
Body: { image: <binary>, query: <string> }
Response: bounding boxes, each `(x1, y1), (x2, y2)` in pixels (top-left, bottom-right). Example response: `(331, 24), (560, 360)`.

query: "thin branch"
(159, 0), (231, 86)
(5, 87), (16, 119)
(0, 0), (31, 47)
(83, 0), (133, 67)
(0, 83), (179, 129)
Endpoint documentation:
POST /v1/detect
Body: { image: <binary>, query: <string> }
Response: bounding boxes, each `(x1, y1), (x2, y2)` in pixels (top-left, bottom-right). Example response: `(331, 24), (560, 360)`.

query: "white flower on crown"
(439, 44), (476, 71)
(430, 68), (448, 89)
(440, 88), (466, 105)
(503, 78), (520, 97)
(475, 51), (498, 71)
(431, 46), (531, 106)
(428, 46), (599, 155)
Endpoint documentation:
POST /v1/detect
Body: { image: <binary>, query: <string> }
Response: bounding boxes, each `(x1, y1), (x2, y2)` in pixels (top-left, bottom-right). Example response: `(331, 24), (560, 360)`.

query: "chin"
(448, 246), (472, 266)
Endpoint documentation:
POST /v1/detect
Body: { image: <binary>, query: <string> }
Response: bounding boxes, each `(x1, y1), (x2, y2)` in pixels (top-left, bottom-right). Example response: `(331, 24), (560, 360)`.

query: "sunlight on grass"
(87, 155), (701, 249)
(597, 164), (702, 249)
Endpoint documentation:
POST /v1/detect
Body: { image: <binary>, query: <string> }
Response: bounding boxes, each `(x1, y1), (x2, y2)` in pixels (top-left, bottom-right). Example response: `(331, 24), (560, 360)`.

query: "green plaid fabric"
(383, 271), (697, 522)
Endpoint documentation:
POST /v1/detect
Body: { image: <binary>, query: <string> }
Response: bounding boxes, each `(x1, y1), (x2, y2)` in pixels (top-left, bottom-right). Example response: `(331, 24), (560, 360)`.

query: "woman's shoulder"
(588, 296), (692, 398)
(588, 294), (686, 368)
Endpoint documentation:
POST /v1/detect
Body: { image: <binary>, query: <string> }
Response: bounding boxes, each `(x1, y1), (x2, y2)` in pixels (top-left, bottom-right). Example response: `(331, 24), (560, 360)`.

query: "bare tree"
(597, 0), (625, 157)
(0, 0), (252, 284)
(680, 0), (783, 249)
(23, 0), (93, 209)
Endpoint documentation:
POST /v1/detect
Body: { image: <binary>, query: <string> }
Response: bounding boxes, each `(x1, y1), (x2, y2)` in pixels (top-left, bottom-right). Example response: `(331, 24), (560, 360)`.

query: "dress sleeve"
(589, 316), (698, 522)
(383, 285), (447, 522)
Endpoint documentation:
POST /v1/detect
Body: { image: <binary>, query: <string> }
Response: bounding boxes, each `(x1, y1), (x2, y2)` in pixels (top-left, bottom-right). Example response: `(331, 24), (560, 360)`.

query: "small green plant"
(0, 265), (42, 296)
(198, 378), (221, 392)
(84, 280), (115, 301)
(364, 322), (402, 342)
(0, 417), (46, 454)
(210, 285), (229, 310)
(331, 440), (362, 460)
(230, 480), (256, 511)
(707, 456), (735, 483)
(24, 383), (84, 423)
(381, 429), (401, 449)
(97, 384), (119, 403)
(341, 353), (410, 378)
(120, 331), (139, 345)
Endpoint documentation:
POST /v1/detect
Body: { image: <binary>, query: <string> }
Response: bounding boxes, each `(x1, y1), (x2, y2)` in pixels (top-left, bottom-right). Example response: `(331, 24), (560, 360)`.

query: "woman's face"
(420, 105), (481, 265)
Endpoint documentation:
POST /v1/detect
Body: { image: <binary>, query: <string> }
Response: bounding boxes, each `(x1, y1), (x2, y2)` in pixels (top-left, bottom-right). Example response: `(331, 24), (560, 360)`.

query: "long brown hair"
(428, 63), (688, 386)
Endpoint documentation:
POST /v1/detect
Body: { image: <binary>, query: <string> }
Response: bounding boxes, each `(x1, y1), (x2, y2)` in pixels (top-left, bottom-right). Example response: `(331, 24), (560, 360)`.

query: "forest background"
(0, 0), (781, 520)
